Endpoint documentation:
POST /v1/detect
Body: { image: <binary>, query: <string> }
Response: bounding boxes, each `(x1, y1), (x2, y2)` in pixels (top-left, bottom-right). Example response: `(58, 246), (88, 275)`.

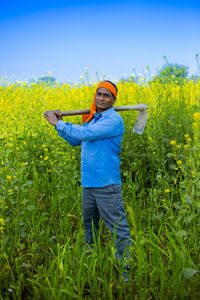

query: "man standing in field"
(44, 80), (132, 281)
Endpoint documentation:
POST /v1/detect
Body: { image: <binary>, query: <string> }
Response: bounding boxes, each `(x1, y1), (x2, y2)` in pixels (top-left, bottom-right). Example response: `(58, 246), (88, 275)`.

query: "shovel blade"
(133, 108), (148, 134)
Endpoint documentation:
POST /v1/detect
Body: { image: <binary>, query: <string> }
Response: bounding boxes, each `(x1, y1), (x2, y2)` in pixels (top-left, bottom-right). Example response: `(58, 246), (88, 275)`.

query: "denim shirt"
(55, 107), (124, 187)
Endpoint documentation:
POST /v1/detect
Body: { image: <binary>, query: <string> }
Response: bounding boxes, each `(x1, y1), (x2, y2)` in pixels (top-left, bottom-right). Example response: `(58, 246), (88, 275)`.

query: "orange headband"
(96, 81), (118, 98)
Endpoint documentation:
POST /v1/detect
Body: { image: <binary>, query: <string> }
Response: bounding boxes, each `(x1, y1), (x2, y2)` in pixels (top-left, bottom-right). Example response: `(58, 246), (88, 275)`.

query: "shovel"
(59, 103), (148, 134)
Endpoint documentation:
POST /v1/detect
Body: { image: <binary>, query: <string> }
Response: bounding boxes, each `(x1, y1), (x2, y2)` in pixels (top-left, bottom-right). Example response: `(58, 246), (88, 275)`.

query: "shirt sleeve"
(55, 116), (124, 142)
(56, 123), (81, 146)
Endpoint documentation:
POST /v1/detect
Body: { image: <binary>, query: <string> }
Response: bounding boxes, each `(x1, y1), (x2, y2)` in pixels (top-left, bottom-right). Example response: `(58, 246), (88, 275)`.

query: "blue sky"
(0, 0), (200, 83)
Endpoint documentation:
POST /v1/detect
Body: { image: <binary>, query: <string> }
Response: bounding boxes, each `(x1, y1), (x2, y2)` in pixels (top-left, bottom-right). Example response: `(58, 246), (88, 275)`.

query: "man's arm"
(43, 110), (81, 147)
(56, 128), (81, 146)
(55, 115), (124, 141)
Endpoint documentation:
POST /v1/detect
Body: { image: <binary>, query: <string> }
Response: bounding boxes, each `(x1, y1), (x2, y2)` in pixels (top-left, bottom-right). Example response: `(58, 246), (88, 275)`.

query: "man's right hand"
(52, 110), (63, 120)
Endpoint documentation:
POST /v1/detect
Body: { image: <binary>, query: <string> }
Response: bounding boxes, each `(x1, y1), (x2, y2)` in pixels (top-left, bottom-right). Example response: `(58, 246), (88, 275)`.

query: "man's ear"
(113, 96), (117, 104)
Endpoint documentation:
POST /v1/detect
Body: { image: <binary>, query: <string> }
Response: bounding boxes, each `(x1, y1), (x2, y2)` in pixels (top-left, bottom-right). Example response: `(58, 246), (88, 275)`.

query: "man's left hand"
(43, 110), (59, 126)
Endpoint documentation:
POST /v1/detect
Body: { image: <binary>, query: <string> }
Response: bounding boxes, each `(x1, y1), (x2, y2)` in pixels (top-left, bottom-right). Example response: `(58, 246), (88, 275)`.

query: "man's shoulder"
(109, 109), (124, 123)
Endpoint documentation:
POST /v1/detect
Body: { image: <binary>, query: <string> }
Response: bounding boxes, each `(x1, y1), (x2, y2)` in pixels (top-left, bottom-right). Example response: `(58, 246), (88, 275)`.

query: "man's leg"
(94, 184), (131, 263)
(82, 187), (100, 246)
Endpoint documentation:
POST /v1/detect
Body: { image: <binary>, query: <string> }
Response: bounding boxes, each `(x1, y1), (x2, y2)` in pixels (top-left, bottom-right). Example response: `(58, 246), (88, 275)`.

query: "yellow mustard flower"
(0, 218), (5, 226)
(170, 140), (176, 146)
(193, 112), (200, 122)
(165, 189), (170, 193)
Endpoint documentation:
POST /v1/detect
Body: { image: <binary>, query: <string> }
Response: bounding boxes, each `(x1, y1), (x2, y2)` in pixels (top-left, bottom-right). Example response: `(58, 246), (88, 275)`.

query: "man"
(44, 80), (131, 280)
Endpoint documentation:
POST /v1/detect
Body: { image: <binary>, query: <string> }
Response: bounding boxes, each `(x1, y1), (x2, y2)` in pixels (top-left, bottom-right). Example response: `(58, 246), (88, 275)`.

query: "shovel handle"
(61, 104), (147, 116)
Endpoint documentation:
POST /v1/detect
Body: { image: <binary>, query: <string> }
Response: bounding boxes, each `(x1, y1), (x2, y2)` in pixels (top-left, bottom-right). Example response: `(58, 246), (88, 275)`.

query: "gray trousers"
(82, 184), (131, 262)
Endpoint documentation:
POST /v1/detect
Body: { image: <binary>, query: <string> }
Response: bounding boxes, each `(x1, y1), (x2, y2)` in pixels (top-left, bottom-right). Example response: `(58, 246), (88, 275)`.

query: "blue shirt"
(55, 107), (124, 187)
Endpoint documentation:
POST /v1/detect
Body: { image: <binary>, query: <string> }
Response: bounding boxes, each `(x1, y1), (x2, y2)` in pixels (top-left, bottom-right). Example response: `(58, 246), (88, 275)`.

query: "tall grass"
(0, 79), (200, 299)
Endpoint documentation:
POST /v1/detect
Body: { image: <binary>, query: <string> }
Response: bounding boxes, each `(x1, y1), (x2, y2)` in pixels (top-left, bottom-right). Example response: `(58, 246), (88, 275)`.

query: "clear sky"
(0, 0), (200, 83)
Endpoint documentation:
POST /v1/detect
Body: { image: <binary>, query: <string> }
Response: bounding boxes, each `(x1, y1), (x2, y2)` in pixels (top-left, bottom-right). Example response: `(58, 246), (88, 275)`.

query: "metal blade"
(132, 104), (148, 134)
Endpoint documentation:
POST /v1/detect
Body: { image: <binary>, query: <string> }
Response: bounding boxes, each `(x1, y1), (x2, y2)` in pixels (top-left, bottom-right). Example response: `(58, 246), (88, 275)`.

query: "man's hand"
(43, 110), (61, 126)
(52, 110), (63, 120)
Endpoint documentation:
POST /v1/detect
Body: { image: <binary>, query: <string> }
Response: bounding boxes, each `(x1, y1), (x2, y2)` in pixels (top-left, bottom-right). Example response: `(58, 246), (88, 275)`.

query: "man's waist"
(81, 171), (122, 187)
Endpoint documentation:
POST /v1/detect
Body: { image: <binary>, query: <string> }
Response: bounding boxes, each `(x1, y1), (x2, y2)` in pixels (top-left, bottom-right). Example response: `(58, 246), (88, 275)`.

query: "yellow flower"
(176, 145), (181, 149)
(193, 112), (200, 122)
(184, 135), (192, 143)
(165, 189), (170, 193)
(184, 144), (189, 149)
(8, 189), (13, 193)
(170, 140), (176, 146)
(6, 175), (12, 180)
(0, 218), (5, 226)
(44, 156), (49, 161)
(177, 160), (182, 166)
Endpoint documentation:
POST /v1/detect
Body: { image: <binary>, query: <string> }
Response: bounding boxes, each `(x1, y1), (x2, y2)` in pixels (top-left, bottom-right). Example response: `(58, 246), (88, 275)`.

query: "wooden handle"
(61, 104), (148, 116)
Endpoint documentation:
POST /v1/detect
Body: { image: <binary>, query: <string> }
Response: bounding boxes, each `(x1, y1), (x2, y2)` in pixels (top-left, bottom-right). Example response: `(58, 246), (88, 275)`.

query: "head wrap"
(82, 81), (118, 123)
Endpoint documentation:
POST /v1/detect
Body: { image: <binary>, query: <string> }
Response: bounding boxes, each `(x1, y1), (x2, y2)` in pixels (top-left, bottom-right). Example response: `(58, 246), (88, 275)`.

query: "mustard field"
(0, 79), (200, 299)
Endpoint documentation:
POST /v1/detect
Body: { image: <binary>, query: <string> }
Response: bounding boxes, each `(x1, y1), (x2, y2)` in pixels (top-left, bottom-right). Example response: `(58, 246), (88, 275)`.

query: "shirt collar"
(94, 107), (114, 118)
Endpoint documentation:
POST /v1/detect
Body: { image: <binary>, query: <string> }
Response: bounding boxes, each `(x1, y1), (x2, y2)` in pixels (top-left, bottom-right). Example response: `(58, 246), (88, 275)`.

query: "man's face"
(96, 87), (116, 113)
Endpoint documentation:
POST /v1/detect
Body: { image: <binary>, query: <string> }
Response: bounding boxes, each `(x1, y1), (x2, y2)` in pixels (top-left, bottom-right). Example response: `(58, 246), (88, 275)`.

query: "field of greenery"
(0, 78), (200, 299)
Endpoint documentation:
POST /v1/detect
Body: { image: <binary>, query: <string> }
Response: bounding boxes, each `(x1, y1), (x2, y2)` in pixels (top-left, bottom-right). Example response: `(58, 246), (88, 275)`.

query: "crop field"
(0, 79), (200, 299)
